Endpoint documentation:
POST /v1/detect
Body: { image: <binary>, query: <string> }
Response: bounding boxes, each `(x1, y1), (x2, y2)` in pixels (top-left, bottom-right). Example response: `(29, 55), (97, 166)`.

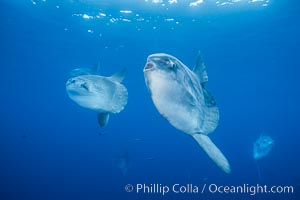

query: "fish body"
(144, 53), (230, 173)
(66, 69), (128, 127)
(253, 135), (274, 160)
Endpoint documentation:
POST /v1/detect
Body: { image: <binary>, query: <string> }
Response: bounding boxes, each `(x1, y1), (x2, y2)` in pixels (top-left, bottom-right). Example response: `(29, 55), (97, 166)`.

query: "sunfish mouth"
(144, 62), (155, 71)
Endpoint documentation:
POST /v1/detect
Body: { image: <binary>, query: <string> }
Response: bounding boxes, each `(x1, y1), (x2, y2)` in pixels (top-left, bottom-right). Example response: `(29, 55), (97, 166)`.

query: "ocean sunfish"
(253, 135), (274, 160)
(143, 53), (231, 173)
(113, 151), (131, 176)
(66, 68), (128, 127)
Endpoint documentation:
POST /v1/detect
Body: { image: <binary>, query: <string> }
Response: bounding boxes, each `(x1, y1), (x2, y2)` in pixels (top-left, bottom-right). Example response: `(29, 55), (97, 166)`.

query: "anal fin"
(97, 113), (110, 128)
(193, 134), (231, 174)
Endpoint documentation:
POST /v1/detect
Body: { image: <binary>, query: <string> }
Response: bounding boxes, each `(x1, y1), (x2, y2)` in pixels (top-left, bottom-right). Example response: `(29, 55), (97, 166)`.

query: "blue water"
(1, 0), (300, 199)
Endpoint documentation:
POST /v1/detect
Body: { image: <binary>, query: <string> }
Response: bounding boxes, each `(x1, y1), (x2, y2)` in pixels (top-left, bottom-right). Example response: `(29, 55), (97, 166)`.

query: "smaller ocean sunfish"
(113, 151), (131, 176)
(253, 135), (274, 160)
(66, 68), (128, 127)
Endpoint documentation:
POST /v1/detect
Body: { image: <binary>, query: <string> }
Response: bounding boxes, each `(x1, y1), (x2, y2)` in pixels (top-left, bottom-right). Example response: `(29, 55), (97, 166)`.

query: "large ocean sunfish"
(143, 53), (231, 173)
(66, 68), (128, 127)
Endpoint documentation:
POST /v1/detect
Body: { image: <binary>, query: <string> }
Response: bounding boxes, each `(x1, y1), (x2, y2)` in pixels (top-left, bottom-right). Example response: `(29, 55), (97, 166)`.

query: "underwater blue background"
(1, 0), (300, 199)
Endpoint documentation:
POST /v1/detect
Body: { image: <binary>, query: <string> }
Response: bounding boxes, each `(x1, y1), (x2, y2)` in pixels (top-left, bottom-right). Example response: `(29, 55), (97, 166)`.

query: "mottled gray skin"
(144, 53), (230, 173)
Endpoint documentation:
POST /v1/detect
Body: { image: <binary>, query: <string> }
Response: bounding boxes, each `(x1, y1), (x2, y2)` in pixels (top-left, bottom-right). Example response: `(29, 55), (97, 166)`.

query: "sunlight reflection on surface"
(27, 0), (271, 33)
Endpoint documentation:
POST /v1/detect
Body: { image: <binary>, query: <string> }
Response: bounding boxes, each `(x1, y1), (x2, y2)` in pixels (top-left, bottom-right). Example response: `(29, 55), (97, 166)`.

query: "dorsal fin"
(109, 68), (126, 83)
(96, 62), (101, 74)
(91, 62), (101, 74)
(193, 52), (208, 84)
(97, 113), (110, 128)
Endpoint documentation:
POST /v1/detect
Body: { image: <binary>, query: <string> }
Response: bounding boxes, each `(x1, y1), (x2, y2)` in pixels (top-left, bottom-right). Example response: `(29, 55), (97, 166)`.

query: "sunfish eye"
(167, 60), (176, 68)
(170, 62), (176, 68)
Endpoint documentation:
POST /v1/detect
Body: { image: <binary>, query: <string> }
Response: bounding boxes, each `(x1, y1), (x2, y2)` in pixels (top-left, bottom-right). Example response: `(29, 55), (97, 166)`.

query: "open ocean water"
(1, 0), (300, 199)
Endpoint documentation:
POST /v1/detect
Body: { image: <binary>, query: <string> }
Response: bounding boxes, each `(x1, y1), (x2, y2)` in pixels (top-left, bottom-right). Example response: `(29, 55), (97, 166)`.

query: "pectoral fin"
(193, 134), (231, 174)
(97, 113), (110, 127)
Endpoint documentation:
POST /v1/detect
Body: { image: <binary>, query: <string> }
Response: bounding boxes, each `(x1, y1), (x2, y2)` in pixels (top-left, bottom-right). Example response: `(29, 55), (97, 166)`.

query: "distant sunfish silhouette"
(253, 135), (274, 160)
(113, 152), (131, 176)
(253, 134), (274, 181)
(143, 53), (231, 173)
(66, 68), (128, 127)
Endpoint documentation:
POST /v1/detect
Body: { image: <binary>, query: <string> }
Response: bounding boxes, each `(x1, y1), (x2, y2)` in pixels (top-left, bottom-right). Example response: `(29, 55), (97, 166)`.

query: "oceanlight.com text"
(207, 183), (294, 195)
(124, 183), (294, 196)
